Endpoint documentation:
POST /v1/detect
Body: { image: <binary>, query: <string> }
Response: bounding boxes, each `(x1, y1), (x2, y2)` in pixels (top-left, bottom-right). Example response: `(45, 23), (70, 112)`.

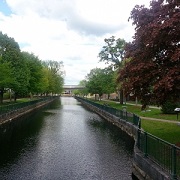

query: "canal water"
(0, 97), (134, 180)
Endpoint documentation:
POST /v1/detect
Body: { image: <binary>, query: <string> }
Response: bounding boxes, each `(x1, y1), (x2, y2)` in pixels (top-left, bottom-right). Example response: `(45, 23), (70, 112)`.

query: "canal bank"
(75, 97), (178, 180)
(0, 97), (59, 143)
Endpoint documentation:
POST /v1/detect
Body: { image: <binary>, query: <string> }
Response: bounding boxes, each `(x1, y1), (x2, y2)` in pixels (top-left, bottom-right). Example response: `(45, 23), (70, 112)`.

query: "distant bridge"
(62, 85), (85, 95)
(63, 85), (85, 90)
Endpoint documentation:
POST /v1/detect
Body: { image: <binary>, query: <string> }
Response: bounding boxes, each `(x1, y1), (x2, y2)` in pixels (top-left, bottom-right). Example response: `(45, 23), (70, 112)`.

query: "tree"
(0, 31), (29, 101)
(118, 0), (180, 110)
(0, 31), (64, 100)
(98, 36), (126, 104)
(77, 80), (88, 97)
(22, 52), (43, 95)
(0, 57), (15, 103)
(86, 68), (116, 100)
(38, 67), (50, 95)
(42, 60), (64, 95)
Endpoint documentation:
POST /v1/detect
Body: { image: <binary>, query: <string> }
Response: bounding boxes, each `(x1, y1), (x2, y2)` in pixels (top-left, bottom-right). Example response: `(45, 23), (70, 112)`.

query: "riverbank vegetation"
(0, 32), (64, 104)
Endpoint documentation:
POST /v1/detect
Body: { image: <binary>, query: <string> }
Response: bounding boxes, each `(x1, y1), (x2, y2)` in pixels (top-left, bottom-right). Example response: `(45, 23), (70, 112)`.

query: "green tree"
(78, 80), (88, 97)
(38, 67), (50, 95)
(119, 0), (180, 111)
(86, 68), (116, 100)
(0, 57), (15, 103)
(0, 31), (29, 101)
(98, 36), (126, 104)
(42, 60), (64, 95)
(22, 52), (43, 95)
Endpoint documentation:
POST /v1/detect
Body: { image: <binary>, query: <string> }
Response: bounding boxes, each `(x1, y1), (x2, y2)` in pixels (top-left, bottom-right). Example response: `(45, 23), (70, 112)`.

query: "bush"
(161, 101), (179, 114)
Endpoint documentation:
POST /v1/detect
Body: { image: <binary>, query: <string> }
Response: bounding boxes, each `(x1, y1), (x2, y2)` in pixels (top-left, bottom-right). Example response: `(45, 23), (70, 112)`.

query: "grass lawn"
(141, 119), (180, 145)
(0, 98), (38, 106)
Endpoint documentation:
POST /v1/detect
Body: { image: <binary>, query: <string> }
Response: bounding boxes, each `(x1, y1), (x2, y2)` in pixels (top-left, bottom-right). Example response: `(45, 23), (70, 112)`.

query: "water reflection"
(88, 116), (134, 153)
(0, 99), (61, 167)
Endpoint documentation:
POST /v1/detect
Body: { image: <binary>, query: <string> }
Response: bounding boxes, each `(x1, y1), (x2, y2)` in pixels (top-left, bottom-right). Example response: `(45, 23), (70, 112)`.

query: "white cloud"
(1, 0), (150, 84)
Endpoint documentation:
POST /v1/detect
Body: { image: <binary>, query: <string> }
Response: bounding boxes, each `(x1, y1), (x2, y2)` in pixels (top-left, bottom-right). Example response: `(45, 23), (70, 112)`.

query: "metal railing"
(137, 129), (180, 179)
(76, 96), (180, 179)
(76, 96), (141, 127)
(0, 96), (56, 119)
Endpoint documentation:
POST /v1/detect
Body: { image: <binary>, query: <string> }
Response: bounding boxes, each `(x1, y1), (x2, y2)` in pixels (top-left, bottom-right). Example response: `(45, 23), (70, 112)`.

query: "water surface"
(0, 97), (134, 180)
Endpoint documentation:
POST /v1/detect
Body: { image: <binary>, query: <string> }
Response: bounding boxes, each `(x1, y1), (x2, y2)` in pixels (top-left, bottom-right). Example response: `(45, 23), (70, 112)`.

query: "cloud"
(1, 0), (151, 84)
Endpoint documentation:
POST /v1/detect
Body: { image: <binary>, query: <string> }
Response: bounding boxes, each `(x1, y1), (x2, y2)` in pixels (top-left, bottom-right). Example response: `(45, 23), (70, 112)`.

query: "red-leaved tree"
(118, 0), (180, 110)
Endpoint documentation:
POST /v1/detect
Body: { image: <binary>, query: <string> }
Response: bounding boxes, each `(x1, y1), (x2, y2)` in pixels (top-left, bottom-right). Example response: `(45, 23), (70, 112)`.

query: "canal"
(0, 97), (134, 180)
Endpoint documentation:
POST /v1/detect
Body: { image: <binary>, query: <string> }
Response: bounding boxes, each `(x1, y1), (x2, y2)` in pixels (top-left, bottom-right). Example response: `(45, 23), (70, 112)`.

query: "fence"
(0, 97), (56, 119)
(76, 96), (140, 127)
(76, 96), (180, 179)
(137, 129), (180, 179)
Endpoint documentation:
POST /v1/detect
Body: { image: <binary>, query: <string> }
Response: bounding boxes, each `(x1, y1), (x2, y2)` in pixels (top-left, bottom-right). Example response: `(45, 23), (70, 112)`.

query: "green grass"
(0, 98), (38, 106)
(141, 119), (180, 145)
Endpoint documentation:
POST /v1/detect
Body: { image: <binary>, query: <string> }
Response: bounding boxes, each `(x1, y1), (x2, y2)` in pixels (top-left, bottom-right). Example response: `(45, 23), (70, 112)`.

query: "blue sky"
(0, 0), (11, 15)
(0, 0), (150, 85)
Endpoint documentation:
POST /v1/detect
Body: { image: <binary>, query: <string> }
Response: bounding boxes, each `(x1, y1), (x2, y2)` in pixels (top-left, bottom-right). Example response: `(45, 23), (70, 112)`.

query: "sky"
(0, 0), (150, 85)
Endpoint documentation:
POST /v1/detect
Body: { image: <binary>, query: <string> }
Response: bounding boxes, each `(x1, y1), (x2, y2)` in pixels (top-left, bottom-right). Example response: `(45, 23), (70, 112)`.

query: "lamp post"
(174, 108), (180, 120)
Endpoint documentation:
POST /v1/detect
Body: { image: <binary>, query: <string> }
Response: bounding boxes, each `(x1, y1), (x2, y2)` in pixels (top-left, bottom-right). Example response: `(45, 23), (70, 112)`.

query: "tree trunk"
(0, 88), (4, 104)
(9, 89), (12, 102)
(95, 94), (97, 101)
(120, 89), (123, 105)
(14, 92), (17, 102)
(108, 94), (110, 99)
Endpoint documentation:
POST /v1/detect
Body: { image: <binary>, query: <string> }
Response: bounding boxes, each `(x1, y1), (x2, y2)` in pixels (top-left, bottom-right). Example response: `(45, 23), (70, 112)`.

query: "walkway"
(140, 116), (179, 124)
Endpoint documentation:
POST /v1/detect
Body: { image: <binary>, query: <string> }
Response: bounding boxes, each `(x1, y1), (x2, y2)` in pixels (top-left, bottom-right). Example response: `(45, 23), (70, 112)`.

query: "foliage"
(74, 80), (88, 96)
(0, 58), (14, 88)
(0, 31), (64, 103)
(118, 0), (180, 109)
(0, 31), (28, 101)
(38, 67), (49, 94)
(42, 60), (64, 95)
(86, 68), (116, 99)
(11, 53), (30, 99)
(0, 58), (15, 103)
(161, 100), (179, 114)
(98, 36), (126, 70)
(22, 52), (43, 94)
(99, 36), (127, 104)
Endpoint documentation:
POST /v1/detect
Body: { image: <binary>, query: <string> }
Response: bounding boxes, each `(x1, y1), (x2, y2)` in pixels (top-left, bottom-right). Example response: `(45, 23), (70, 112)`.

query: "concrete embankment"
(77, 98), (172, 180)
(0, 97), (59, 142)
(0, 97), (58, 125)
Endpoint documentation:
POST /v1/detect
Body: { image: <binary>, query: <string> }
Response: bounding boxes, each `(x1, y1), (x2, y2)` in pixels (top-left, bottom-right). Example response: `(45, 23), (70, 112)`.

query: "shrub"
(161, 101), (179, 114)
